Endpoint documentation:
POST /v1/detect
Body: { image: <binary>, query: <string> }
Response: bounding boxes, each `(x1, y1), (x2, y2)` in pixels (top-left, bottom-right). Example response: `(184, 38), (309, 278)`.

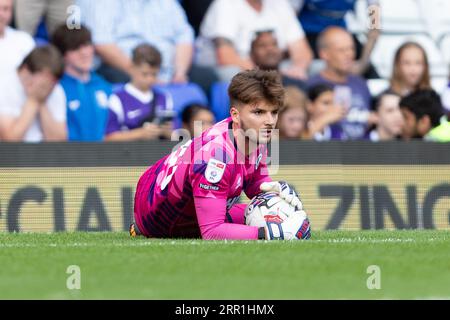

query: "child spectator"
(52, 24), (112, 141)
(0, 45), (66, 142)
(368, 91), (404, 141)
(276, 86), (309, 140)
(181, 104), (215, 138)
(306, 83), (348, 141)
(389, 42), (431, 97)
(105, 44), (173, 141)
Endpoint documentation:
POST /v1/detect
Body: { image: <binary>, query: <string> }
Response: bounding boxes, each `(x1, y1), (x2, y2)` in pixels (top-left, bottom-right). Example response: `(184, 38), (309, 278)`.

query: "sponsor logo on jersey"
(199, 183), (219, 191)
(127, 109), (142, 119)
(205, 159), (226, 183)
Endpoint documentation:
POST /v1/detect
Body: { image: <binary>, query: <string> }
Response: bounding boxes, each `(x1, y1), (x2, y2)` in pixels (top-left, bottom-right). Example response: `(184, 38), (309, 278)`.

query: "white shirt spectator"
(0, 26), (35, 72)
(0, 71), (66, 142)
(196, 0), (305, 65)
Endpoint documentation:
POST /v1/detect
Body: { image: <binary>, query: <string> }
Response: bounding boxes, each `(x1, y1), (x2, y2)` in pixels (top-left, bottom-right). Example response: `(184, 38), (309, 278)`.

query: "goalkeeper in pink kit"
(132, 70), (311, 240)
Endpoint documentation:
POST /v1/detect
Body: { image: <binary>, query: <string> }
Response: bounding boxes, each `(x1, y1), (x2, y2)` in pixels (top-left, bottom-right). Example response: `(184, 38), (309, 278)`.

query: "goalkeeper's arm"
(194, 197), (265, 240)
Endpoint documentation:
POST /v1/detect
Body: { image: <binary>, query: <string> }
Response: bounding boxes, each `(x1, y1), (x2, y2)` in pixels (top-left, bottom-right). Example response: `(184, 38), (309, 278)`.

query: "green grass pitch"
(0, 230), (449, 299)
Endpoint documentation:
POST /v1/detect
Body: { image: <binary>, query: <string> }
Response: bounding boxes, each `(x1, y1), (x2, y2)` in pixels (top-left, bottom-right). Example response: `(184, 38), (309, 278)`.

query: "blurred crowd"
(0, 0), (449, 143)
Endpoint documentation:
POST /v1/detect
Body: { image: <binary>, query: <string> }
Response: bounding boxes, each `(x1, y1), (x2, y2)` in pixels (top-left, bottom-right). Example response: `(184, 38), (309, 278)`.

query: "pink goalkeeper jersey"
(134, 117), (272, 239)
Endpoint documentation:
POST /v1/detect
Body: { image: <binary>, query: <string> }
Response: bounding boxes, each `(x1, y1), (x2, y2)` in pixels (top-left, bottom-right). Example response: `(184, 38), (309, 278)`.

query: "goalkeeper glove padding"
(260, 181), (303, 210)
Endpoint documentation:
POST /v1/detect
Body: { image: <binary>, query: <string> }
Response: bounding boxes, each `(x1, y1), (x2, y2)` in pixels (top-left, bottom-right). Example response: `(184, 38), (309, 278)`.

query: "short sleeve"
(278, 0), (305, 44)
(199, 0), (239, 42)
(46, 84), (67, 123)
(105, 94), (124, 134)
(0, 76), (16, 116)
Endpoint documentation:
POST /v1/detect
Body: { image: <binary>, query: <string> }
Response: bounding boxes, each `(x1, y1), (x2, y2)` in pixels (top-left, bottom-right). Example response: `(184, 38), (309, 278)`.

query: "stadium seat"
(441, 85), (450, 111)
(417, 0), (450, 41)
(370, 34), (447, 79)
(154, 82), (209, 128)
(210, 81), (230, 122)
(378, 0), (426, 34)
(431, 77), (449, 95)
(438, 33), (450, 66)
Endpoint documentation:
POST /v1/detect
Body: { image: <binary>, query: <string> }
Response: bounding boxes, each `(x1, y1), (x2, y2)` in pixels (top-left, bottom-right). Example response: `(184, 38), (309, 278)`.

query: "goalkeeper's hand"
(264, 210), (311, 240)
(260, 181), (303, 210)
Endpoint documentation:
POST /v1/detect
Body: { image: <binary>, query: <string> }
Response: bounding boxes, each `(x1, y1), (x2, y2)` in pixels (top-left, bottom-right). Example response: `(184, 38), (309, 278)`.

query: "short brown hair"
(132, 44), (162, 68)
(51, 24), (92, 56)
(228, 69), (285, 109)
(19, 45), (64, 79)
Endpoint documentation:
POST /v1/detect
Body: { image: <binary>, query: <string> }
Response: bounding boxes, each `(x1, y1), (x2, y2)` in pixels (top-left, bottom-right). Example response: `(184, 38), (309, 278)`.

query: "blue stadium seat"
(154, 82), (209, 128)
(210, 81), (230, 122)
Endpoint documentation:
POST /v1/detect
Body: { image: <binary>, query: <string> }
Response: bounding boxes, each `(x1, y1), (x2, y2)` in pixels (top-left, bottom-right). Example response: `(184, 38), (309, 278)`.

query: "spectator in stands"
(389, 42), (432, 97)
(0, 0), (35, 72)
(181, 104), (216, 138)
(52, 24), (112, 142)
(306, 83), (348, 141)
(105, 44), (173, 142)
(276, 86), (310, 139)
(400, 89), (450, 142)
(295, 0), (380, 78)
(14, 0), (73, 37)
(367, 91), (404, 141)
(0, 45), (66, 142)
(307, 27), (373, 140)
(250, 30), (307, 92)
(196, 0), (313, 81)
(77, 0), (194, 84)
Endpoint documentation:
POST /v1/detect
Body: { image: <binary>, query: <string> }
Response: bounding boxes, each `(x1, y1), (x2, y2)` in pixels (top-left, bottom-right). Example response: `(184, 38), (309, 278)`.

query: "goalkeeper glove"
(260, 181), (303, 210)
(264, 210), (311, 240)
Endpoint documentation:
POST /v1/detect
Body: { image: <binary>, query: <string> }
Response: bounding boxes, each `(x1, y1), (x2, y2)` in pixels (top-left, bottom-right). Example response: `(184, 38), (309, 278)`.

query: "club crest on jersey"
(205, 159), (226, 183)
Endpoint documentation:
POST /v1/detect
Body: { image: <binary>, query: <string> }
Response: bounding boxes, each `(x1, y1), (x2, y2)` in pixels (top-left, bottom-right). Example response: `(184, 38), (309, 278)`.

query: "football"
(245, 191), (297, 227)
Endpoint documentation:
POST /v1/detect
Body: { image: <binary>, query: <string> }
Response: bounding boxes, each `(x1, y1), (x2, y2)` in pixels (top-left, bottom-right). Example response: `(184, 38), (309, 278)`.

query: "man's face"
(65, 43), (95, 74)
(232, 100), (279, 145)
(251, 32), (283, 70)
(377, 95), (404, 137)
(401, 108), (426, 140)
(0, 0), (13, 34)
(320, 32), (355, 75)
